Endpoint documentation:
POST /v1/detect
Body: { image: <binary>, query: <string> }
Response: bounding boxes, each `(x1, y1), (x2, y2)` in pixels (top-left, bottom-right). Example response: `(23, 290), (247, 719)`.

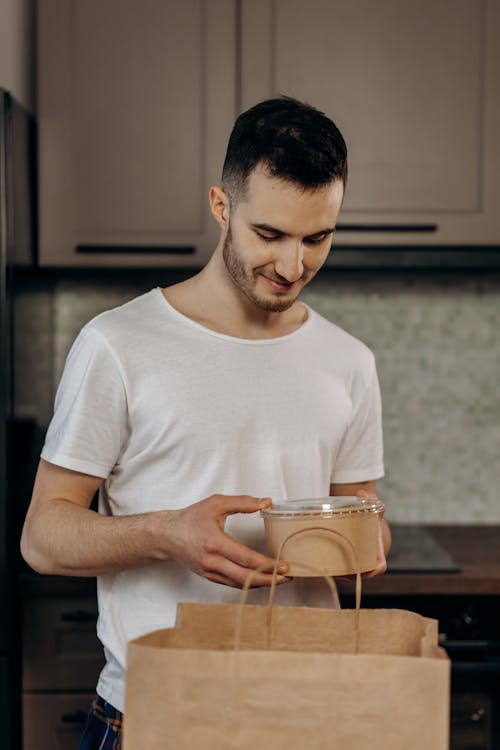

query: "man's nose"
(274, 240), (304, 282)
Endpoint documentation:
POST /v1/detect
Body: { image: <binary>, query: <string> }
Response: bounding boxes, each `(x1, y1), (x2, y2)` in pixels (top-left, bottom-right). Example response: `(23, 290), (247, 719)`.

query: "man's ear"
(209, 185), (230, 231)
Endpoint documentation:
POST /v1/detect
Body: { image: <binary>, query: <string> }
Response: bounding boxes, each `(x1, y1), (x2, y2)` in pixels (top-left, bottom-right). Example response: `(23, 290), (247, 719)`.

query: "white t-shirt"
(41, 287), (384, 711)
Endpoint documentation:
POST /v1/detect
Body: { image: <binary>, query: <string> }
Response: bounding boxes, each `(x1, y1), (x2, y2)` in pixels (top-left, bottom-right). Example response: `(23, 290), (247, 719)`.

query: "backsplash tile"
(302, 274), (500, 523)
(15, 269), (500, 524)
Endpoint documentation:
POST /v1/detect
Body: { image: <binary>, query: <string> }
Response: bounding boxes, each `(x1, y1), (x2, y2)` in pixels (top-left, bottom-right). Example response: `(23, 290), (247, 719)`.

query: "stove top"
(387, 525), (461, 574)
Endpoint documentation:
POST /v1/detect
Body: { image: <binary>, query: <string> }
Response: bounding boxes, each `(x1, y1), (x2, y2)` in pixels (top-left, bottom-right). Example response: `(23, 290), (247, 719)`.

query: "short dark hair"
(222, 96), (348, 205)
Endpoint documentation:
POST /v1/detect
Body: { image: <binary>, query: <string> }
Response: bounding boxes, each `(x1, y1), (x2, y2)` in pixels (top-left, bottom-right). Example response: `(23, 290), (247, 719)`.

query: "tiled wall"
(303, 273), (500, 523)
(15, 268), (500, 524)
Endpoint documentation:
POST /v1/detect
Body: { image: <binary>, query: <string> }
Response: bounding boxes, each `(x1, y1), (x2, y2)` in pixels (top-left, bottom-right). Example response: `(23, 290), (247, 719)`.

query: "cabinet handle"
(61, 711), (88, 724)
(336, 223), (438, 232)
(75, 244), (196, 254)
(61, 610), (98, 623)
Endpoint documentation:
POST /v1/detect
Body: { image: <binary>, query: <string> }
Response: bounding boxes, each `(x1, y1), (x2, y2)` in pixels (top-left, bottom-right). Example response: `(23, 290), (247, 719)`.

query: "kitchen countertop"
(345, 524), (500, 597)
(18, 524), (500, 598)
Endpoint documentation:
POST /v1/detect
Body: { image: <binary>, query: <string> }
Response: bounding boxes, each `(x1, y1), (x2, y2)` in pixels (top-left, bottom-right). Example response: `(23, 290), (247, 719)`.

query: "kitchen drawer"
(23, 692), (94, 750)
(23, 597), (104, 690)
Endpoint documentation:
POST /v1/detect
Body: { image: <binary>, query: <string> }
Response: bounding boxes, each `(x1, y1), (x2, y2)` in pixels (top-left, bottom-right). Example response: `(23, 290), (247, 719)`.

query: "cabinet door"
(23, 598), (104, 691)
(37, 0), (237, 266)
(23, 693), (94, 750)
(241, 0), (500, 248)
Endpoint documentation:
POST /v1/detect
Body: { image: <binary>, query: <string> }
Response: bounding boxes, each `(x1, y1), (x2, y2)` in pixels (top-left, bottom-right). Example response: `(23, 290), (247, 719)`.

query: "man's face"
(221, 167), (344, 313)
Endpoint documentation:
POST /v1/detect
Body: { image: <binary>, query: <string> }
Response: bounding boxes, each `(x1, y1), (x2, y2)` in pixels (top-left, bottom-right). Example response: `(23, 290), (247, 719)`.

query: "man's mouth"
(261, 275), (297, 292)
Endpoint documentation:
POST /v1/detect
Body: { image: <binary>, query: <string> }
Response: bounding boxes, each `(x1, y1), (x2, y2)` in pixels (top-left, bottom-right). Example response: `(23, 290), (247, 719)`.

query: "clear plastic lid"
(260, 496), (384, 518)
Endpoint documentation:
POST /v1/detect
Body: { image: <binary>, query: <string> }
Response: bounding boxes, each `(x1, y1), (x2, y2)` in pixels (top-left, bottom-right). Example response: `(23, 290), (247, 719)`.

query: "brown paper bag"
(124, 599), (450, 749)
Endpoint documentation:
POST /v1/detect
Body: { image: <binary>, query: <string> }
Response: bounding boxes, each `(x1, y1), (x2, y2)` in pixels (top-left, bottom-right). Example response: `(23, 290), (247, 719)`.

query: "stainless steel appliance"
(0, 88), (37, 750)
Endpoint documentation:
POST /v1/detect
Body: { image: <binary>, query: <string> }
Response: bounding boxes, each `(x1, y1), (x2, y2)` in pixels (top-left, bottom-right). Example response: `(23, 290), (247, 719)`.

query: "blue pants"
(80, 695), (123, 749)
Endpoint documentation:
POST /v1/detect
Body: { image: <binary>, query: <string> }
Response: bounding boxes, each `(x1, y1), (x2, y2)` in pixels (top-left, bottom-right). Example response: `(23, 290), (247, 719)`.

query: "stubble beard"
(222, 226), (300, 313)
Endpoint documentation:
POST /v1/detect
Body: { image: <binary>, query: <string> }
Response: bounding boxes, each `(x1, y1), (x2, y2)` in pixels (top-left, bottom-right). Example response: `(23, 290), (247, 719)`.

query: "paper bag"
(124, 601), (450, 749)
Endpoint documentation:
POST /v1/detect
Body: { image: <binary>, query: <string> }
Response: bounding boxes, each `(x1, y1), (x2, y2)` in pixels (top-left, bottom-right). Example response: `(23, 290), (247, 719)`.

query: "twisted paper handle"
(236, 526), (362, 652)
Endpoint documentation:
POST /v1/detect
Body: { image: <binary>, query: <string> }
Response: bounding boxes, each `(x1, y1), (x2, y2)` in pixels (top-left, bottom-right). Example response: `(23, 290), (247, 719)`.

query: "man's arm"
(330, 479), (391, 577)
(20, 459), (289, 588)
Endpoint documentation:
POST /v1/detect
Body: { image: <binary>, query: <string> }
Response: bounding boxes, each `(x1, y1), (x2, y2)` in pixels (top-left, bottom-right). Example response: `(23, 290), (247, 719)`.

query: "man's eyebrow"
(306, 227), (336, 239)
(251, 223), (335, 237)
(251, 223), (285, 235)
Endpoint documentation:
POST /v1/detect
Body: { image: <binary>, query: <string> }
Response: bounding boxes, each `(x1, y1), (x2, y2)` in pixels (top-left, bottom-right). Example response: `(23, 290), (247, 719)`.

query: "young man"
(21, 97), (390, 747)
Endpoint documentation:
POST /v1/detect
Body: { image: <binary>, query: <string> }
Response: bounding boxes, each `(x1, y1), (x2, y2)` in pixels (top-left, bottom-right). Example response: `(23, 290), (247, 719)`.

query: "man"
(21, 96), (390, 747)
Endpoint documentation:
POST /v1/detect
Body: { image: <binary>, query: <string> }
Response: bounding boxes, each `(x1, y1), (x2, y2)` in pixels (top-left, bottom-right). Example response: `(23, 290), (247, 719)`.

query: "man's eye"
(257, 233), (279, 242)
(305, 234), (329, 245)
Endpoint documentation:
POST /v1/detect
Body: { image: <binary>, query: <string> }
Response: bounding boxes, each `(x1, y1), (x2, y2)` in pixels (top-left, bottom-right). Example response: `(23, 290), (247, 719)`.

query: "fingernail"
(278, 564), (288, 574)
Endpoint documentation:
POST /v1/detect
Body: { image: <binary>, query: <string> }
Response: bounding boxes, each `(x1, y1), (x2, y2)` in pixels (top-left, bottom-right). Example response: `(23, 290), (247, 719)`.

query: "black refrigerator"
(0, 88), (37, 750)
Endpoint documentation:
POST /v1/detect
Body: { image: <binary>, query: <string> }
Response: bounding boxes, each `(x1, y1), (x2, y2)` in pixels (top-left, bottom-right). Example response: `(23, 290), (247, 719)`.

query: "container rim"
(260, 496), (384, 518)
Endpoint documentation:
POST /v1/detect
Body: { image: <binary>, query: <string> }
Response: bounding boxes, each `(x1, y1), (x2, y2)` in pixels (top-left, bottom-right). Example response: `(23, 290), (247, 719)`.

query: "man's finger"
(213, 556), (291, 588)
(216, 533), (288, 574)
(211, 494), (272, 517)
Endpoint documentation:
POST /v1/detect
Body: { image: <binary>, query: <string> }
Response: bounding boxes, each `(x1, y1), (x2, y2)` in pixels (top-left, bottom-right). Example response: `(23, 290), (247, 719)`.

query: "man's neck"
(162, 254), (307, 340)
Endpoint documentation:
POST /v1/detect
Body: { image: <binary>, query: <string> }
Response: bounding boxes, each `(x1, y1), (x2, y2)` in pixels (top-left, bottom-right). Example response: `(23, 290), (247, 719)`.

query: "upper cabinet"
(241, 0), (500, 249)
(37, 0), (237, 266)
(37, 0), (500, 266)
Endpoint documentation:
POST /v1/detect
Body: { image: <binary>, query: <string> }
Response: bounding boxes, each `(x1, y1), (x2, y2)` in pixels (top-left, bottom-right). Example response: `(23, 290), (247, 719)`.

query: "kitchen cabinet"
(22, 596), (104, 750)
(23, 693), (95, 750)
(37, 0), (237, 267)
(37, 0), (500, 268)
(241, 0), (500, 251)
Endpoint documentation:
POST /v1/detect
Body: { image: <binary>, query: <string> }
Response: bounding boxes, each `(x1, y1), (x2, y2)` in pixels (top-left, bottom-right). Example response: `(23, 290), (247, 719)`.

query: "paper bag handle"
(236, 526), (362, 652)
(235, 559), (342, 653)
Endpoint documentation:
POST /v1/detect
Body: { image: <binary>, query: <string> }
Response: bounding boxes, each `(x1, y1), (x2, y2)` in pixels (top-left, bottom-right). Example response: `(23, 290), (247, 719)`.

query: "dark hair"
(222, 96), (348, 205)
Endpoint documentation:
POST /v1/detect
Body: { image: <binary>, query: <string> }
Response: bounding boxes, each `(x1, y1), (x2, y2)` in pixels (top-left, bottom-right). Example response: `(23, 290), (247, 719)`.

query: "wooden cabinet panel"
(23, 692), (94, 750)
(241, 0), (500, 247)
(37, 0), (500, 263)
(37, 0), (237, 266)
(23, 598), (104, 691)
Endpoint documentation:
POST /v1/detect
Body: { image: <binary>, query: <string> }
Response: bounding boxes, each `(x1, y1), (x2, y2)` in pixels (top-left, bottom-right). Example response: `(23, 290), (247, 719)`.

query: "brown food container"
(261, 497), (384, 577)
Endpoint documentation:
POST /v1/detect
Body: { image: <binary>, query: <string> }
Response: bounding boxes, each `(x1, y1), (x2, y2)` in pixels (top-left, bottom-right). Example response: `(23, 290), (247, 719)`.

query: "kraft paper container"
(261, 497), (384, 577)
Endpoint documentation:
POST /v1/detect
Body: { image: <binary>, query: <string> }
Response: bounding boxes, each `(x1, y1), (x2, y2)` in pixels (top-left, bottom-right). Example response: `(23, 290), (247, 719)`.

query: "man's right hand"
(163, 494), (291, 589)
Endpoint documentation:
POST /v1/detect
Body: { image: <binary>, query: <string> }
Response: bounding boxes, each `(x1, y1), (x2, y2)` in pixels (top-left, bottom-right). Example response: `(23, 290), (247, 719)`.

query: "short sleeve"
(330, 353), (385, 485)
(41, 326), (129, 478)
